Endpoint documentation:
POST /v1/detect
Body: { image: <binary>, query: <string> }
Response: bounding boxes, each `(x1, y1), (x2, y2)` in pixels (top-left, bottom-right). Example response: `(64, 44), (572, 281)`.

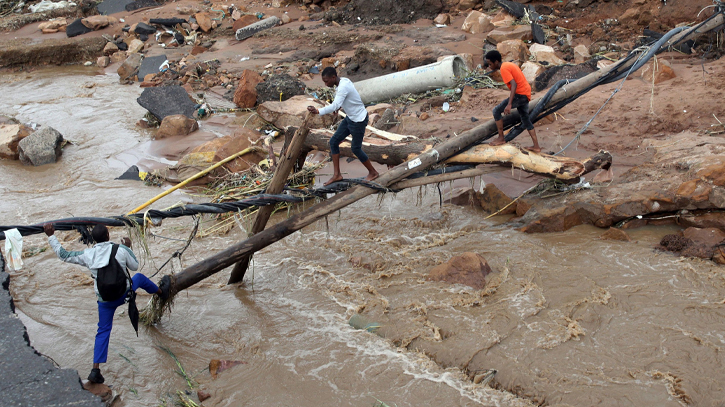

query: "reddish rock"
(209, 359), (246, 379)
(102, 42), (118, 55)
(83, 381), (113, 402)
(461, 10), (494, 34)
(497, 39), (529, 65)
(195, 12), (212, 32)
(188, 128), (265, 174)
(516, 199), (532, 217)
(713, 247), (725, 264)
(0, 123), (33, 160)
(97, 56), (110, 68)
(81, 15), (115, 30)
(600, 227), (631, 241)
(676, 180), (712, 207)
(480, 183), (516, 214)
(233, 70), (263, 109)
(434, 13), (451, 25)
(641, 60), (676, 84)
(486, 25), (533, 45)
(682, 227), (725, 249)
(427, 252), (492, 290)
(156, 115), (199, 139)
(257, 95), (336, 129)
(197, 390), (211, 402)
(321, 57), (336, 70)
(698, 162), (725, 187)
(191, 45), (207, 55)
(232, 14), (259, 31)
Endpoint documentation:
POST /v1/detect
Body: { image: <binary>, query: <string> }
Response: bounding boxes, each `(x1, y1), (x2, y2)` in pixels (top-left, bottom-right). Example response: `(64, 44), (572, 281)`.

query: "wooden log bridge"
(142, 13), (723, 320)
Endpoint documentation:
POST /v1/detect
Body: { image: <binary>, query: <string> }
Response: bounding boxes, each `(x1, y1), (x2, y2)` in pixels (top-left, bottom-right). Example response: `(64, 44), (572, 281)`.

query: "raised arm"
(44, 224), (91, 267)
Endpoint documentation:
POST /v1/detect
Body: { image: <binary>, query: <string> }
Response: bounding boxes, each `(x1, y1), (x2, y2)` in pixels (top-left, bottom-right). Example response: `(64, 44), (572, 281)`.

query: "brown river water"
(2, 68), (725, 407)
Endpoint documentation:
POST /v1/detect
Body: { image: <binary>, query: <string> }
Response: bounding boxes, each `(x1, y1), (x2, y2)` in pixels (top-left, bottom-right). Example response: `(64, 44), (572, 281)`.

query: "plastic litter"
(442, 102), (450, 112)
(4, 229), (23, 271)
(29, 0), (76, 13)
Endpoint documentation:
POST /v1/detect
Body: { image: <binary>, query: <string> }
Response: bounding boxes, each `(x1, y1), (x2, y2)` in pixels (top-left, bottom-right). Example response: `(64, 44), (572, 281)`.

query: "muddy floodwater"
(2, 69), (725, 407)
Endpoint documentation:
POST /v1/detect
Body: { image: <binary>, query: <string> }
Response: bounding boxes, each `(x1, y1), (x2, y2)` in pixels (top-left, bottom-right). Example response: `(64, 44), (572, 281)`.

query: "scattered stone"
(486, 25), (533, 45)
(134, 22), (157, 35)
(233, 69), (263, 108)
(137, 85), (198, 120)
(461, 11), (494, 35)
(257, 95), (335, 129)
(110, 50), (128, 63)
(529, 43), (565, 66)
(366, 103), (395, 116)
(640, 59), (676, 84)
(521, 61), (545, 84)
(127, 38), (145, 54)
(0, 123), (33, 160)
(66, 18), (93, 37)
(232, 14), (259, 31)
(374, 108), (396, 130)
(102, 42), (118, 55)
(197, 390), (211, 402)
(137, 55), (167, 83)
(236, 16), (280, 41)
(156, 115), (199, 139)
(117, 53), (144, 82)
(427, 252), (492, 290)
(81, 15), (115, 30)
(434, 13), (451, 25)
(497, 39), (530, 65)
(255, 73), (306, 104)
(574, 44), (591, 64)
(18, 126), (64, 166)
(149, 18), (187, 26)
(600, 227), (631, 241)
(38, 18), (68, 32)
(281, 14), (291, 24)
(97, 56), (110, 68)
(195, 12), (212, 33)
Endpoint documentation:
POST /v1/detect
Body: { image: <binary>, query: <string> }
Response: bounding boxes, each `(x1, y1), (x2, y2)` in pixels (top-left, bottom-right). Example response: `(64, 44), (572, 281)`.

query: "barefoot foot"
(525, 146), (541, 153)
(489, 139), (506, 146)
(365, 171), (379, 182)
(324, 175), (343, 186)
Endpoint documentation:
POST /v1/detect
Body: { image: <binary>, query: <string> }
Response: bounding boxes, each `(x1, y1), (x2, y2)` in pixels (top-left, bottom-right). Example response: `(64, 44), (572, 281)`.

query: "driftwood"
(227, 113), (314, 284)
(158, 15), (722, 300)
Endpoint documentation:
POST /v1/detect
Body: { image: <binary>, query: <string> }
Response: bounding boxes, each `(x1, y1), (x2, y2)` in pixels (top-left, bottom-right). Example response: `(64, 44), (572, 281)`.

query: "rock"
(97, 56), (110, 68)
(521, 61), (544, 84)
(197, 390), (211, 402)
(676, 179), (712, 207)
(574, 44), (591, 64)
(236, 16), (280, 41)
(195, 12), (212, 32)
(698, 162), (725, 187)
(531, 22), (546, 45)
(659, 234), (692, 252)
(396, 115), (435, 136)
(529, 43), (565, 66)
(82, 381), (113, 403)
(486, 25), (532, 45)
(497, 40), (529, 64)
(232, 14), (259, 31)
(66, 18), (93, 37)
(458, 0), (476, 10)
(233, 69), (263, 108)
(255, 74), (306, 104)
(97, 0), (134, 15)
(102, 42), (118, 55)
(427, 252), (492, 290)
(125, 0), (159, 12)
(321, 57), (336, 70)
(134, 22), (157, 35)
(18, 127), (64, 166)
(127, 39), (145, 54)
(281, 14), (291, 24)
(209, 360), (245, 379)
(682, 227), (725, 249)
(257, 95), (335, 129)
(713, 247), (725, 265)
(516, 198), (532, 217)
(480, 183), (515, 214)
(491, 10), (515, 27)
(231, 9), (243, 20)
(600, 227), (631, 241)
(38, 18), (68, 32)
(374, 108), (396, 130)
(117, 53), (144, 82)
(137, 85), (198, 121)
(110, 50), (128, 63)
(81, 15), (114, 30)
(137, 55), (167, 83)
(434, 13), (451, 25)
(640, 60), (676, 84)
(149, 18), (187, 26)
(0, 123), (33, 160)
(173, 129), (265, 179)
(156, 115), (198, 139)
(461, 11), (494, 34)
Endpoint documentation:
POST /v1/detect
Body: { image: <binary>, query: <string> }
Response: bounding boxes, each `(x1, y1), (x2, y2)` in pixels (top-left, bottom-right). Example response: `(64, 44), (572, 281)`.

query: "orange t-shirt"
(500, 62), (531, 100)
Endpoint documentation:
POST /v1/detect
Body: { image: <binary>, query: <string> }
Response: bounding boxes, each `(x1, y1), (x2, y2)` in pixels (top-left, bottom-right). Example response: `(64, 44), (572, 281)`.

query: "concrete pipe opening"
(355, 55), (468, 105)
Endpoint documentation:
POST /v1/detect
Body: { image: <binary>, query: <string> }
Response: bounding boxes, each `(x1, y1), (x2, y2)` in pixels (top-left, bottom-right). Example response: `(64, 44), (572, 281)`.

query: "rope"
(0, 166), (469, 242)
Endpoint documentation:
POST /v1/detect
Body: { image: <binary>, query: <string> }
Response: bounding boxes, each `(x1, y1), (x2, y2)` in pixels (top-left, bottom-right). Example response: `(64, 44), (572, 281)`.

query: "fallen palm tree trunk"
(144, 16), (723, 320)
(227, 113), (314, 284)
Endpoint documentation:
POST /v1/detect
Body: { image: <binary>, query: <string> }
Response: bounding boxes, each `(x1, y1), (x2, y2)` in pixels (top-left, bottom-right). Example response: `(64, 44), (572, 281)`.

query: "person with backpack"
(43, 223), (169, 384)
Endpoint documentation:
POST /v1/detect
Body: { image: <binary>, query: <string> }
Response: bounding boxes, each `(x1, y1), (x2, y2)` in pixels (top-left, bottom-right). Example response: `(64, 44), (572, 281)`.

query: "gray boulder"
(18, 127), (64, 166)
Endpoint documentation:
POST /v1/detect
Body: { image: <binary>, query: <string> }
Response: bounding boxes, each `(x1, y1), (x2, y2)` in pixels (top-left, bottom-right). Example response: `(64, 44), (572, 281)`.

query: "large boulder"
(486, 25), (532, 45)
(156, 115), (198, 139)
(521, 61), (545, 84)
(233, 69), (263, 108)
(529, 43), (565, 66)
(497, 39), (530, 65)
(18, 127), (64, 166)
(255, 74), (306, 104)
(137, 85), (198, 121)
(194, 12), (212, 33)
(573, 44), (591, 64)
(0, 123), (33, 160)
(117, 53), (144, 82)
(682, 227), (725, 249)
(427, 252), (492, 290)
(461, 11), (494, 34)
(257, 95), (335, 129)
(445, 184), (516, 214)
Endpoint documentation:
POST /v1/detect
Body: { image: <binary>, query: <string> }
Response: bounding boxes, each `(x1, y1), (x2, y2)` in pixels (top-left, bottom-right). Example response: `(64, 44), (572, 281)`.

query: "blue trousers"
(329, 115), (370, 162)
(94, 273), (158, 364)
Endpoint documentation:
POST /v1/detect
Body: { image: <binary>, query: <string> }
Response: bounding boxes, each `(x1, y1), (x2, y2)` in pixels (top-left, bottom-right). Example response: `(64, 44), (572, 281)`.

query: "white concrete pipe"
(354, 55), (467, 104)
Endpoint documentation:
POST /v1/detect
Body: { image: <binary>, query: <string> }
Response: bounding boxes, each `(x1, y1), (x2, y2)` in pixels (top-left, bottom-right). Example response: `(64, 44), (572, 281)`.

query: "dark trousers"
(493, 94), (534, 130)
(329, 115), (370, 162)
(94, 273), (158, 364)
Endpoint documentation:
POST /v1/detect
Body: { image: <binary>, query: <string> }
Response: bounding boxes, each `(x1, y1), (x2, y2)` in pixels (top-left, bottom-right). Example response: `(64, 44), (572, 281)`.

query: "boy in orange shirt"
(484, 50), (541, 153)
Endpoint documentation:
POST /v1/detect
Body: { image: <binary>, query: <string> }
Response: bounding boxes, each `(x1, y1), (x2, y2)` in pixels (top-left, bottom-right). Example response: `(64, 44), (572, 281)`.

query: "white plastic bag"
(4, 229), (23, 271)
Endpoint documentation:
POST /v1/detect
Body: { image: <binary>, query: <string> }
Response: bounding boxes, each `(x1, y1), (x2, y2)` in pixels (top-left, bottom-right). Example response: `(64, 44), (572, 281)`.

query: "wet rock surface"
(137, 85), (198, 120)
(18, 126), (64, 166)
(427, 252), (492, 289)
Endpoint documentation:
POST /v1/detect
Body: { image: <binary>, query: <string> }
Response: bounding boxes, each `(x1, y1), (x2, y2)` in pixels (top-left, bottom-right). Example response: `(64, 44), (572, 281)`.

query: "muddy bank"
(0, 269), (103, 407)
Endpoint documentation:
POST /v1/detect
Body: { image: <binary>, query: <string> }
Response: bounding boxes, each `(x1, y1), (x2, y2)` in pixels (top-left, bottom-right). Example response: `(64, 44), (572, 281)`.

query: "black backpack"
(96, 244), (132, 302)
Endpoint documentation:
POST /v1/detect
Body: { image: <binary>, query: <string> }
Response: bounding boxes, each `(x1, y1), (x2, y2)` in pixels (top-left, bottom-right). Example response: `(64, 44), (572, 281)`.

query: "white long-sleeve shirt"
(318, 77), (368, 122)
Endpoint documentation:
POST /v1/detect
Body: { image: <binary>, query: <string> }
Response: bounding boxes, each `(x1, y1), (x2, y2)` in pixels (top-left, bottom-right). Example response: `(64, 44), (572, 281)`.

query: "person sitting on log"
(484, 50), (541, 153)
(43, 224), (169, 385)
(307, 67), (379, 186)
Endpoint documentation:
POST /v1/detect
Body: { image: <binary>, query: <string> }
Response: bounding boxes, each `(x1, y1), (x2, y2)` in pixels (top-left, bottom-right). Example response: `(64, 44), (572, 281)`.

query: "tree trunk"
(227, 113), (314, 284)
